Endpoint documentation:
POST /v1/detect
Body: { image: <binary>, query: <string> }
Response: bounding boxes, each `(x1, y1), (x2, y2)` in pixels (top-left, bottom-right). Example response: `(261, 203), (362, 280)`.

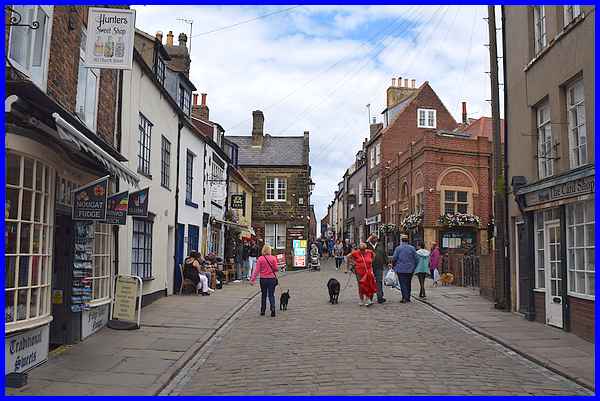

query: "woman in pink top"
(250, 244), (279, 317)
(429, 242), (442, 279)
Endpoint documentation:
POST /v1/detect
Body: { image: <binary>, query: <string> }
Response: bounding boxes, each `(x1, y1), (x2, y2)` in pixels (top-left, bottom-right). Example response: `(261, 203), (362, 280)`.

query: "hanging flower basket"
(379, 223), (399, 235)
(400, 212), (424, 232)
(438, 213), (481, 228)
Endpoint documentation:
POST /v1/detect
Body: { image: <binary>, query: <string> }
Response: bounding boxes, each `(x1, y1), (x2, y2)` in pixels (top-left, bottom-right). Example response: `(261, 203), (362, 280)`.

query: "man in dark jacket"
(367, 234), (387, 304)
(392, 234), (417, 303)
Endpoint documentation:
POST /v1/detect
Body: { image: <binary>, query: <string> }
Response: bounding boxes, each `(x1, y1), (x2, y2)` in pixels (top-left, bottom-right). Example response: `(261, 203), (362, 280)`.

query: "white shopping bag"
(384, 268), (398, 287)
(433, 268), (441, 284)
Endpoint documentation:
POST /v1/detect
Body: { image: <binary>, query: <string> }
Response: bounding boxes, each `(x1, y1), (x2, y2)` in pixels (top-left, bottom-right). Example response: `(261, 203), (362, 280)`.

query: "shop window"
(91, 223), (112, 302)
(137, 113), (153, 176)
(533, 6), (547, 55)
(161, 136), (171, 189)
(5, 153), (53, 329)
(567, 200), (594, 298)
(132, 218), (153, 279)
(266, 178), (286, 202)
(8, 6), (52, 89)
(567, 80), (586, 168)
(536, 102), (554, 178)
(564, 5), (581, 26)
(265, 223), (286, 249)
(444, 190), (469, 214)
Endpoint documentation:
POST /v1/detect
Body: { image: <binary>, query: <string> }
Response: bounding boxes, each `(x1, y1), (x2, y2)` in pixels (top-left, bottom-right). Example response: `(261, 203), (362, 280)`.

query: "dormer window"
(155, 57), (165, 86)
(178, 84), (191, 116)
(417, 108), (436, 128)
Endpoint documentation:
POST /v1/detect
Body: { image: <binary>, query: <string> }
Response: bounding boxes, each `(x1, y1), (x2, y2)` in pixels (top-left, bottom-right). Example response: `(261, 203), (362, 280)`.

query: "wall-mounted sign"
(105, 191), (129, 225)
(5, 325), (49, 374)
(524, 175), (595, 207)
(84, 7), (136, 70)
(82, 303), (110, 339)
(230, 194), (245, 210)
(128, 188), (149, 217)
(294, 256), (306, 267)
(365, 214), (381, 225)
(288, 227), (304, 239)
(72, 176), (109, 220)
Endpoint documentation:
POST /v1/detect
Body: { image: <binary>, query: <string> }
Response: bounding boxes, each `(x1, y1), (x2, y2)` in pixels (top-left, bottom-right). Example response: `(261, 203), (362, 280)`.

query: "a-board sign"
(112, 275), (141, 323)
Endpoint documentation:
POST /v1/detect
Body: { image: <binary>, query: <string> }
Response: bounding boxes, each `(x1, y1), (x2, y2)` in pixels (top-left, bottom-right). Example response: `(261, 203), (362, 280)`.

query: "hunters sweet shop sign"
(84, 7), (136, 70)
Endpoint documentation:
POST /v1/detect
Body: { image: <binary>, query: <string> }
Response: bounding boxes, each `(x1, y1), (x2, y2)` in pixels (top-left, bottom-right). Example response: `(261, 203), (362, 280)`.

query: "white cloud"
(132, 5), (491, 231)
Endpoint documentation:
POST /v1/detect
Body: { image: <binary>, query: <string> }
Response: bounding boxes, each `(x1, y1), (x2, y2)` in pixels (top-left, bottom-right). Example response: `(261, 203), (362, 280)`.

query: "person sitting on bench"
(183, 251), (214, 295)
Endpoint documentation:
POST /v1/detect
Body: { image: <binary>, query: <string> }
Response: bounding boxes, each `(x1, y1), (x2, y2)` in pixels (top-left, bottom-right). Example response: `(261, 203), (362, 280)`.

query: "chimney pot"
(155, 31), (163, 43)
(193, 93), (198, 106)
(178, 32), (187, 47)
(398, 77), (402, 87)
(392, 78), (396, 87)
(201, 93), (207, 107)
(411, 79), (416, 88)
(166, 31), (174, 47)
(404, 78), (409, 87)
(462, 101), (468, 125)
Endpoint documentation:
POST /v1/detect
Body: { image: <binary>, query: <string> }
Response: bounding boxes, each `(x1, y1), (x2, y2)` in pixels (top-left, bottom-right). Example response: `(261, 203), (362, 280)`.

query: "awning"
(53, 113), (140, 187)
(212, 218), (255, 235)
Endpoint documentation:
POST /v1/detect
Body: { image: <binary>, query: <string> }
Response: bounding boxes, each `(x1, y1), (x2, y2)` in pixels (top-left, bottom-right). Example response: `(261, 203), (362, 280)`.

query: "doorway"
(544, 221), (563, 328)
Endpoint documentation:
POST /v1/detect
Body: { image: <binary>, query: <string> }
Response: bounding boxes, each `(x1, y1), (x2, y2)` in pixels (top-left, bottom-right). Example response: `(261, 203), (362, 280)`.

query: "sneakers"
(271, 311), (276, 317)
(365, 299), (374, 307)
(377, 298), (387, 304)
(359, 301), (365, 306)
(207, 288), (215, 293)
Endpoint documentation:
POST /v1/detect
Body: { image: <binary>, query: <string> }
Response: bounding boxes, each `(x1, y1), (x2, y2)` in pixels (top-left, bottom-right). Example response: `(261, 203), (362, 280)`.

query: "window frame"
(155, 57), (165, 86)
(265, 177), (287, 202)
(536, 102), (554, 179)
(414, 189), (424, 214)
(186, 150), (194, 203)
(369, 180), (375, 205)
(137, 113), (153, 176)
(533, 5), (547, 55)
(5, 152), (54, 332)
(375, 177), (380, 203)
(179, 84), (191, 116)
(566, 80), (586, 168)
(75, 27), (100, 131)
(132, 218), (153, 279)
(375, 143), (381, 165)
(563, 5), (582, 27)
(7, 6), (53, 90)
(265, 223), (287, 250)
(91, 223), (112, 304)
(358, 182), (363, 206)
(160, 136), (171, 189)
(441, 187), (472, 215)
(567, 200), (594, 299)
(417, 108), (436, 129)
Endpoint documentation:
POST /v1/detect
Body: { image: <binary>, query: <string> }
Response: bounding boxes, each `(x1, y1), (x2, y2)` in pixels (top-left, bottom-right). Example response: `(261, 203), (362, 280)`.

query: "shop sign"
(294, 256), (306, 267)
(276, 254), (286, 269)
(230, 194), (245, 210)
(5, 325), (49, 375)
(294, 247), (306, 256)
(365, 214), (381, 225)
(72, 176), (109, 221)
(84, 8), (136, 70)
(525, 176), (594, 207)
(288, 227), (304, 239)
(82, 303), (110, 339)
(105, 191), (129, 225)
(112, 275), (141, 323)
(127, 188), (149, 217)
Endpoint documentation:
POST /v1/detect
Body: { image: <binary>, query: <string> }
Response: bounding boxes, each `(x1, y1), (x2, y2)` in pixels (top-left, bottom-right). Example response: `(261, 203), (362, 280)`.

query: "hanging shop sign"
(5, 325), (49, 375)
(230, 194), (245, 210)
(105, 191), (129, 225)
(72, 176), (109, 221)
(127, 188), (149, 217)
(81, 303), (110, 339)
(84, 7), (136, 70)
(109, 275), (143, 329)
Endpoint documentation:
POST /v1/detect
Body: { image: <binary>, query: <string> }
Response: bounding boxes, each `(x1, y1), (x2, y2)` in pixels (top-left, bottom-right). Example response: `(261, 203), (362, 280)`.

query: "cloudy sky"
(133, 5), (494, 231)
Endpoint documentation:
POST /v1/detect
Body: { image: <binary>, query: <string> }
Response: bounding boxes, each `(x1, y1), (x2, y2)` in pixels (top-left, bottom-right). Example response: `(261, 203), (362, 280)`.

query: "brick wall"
(568, 297), (594, 342)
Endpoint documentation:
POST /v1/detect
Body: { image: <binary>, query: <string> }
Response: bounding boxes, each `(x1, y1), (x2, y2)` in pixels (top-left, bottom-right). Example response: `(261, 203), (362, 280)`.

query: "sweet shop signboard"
(85, 7), (136, 70)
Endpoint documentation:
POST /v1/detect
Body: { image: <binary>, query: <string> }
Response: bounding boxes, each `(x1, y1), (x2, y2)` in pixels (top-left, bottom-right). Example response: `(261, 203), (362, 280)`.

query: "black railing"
(462, 255), (480, 287)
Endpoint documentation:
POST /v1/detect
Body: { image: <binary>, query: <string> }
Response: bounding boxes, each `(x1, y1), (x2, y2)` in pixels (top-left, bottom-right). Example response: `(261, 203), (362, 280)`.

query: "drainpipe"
(113, 70), (123, 276)
(173, 120), (183, 293)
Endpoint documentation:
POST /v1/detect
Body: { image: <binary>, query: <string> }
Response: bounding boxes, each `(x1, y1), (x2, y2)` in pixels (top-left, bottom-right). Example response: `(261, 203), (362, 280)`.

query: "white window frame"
(375, 177), (380, 203)
(442, 189), (470, 215)
(567, 200), (594, 299)
(564, 5), (582, 27)
(91, 223), (112, 304)
(375, 143), (381, 165)
(349, 189), (355, 210)
(534, 211), (546, 290)
(358, 182), (363, 205)
(5, 152), (54, 333)
(370, 148), (375, 168)
(370, 181), (375, 205)
(533, 6), (547, 55)
(415, 189), (424, 214)
(7, 6), (53, 90)
(567, 80), (587, 168)
(265, 223), (286, 249)
(132, 218), (153, 279)
(76, 27), (100, 131)
(266, 177), (286, 202)
(417, 108), (436, 129)
(536, 102), (554, 179)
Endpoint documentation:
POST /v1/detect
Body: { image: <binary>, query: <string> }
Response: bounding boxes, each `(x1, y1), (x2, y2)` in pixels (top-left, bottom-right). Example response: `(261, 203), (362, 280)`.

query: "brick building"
(345, 145), (368, 244)
(228, 111), (312, 268)
(5, 5), (140, 371)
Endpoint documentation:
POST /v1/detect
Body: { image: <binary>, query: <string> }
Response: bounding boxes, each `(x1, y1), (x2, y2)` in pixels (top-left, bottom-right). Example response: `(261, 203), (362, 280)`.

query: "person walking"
(392, 235), (417, 303)
(250, 244), (279, 317)
(333, 240), (345, 270)
(343, 239), (353, 274)
(429, 242), (442, 284)
(349, 242), (378, 307)
(415, 241), (431, 298)
(310, 243), (321, 271)
(247, 240), (259, 280)
(367, 234), (387, 304)
(328, 238), (335, 259)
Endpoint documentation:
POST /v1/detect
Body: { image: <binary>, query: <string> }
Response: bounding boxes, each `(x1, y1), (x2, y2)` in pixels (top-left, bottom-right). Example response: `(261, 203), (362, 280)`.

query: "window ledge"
(137, 170), (152, 180)
(141, 276), (156, 282)
(533, 288), (546, 293)
(567, 292), (594, 301)
(186, 199), (199, 208)
(161, 185), (171, 192)
(5, 314), (53, 335)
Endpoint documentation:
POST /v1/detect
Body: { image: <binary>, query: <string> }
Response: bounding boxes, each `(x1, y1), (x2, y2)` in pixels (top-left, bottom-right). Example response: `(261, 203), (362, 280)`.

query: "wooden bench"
(178, 264), (199, 295)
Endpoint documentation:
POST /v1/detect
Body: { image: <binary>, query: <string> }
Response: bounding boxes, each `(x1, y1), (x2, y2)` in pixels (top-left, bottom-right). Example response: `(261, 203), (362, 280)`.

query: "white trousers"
(196, 274), (209, 292)
(248, 257), (257, 279)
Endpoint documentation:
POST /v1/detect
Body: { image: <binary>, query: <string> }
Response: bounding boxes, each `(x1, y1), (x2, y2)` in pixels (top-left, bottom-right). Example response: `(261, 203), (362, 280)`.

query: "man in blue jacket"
(392, 234), (417, 303)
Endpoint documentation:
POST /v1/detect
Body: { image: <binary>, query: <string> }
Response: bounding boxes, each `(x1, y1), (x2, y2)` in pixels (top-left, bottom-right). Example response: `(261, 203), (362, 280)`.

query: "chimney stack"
(411, 79), (416, 88)
(201, 93), (207, 107)
(155, 31), (163, 43)
(404, 78), (409, 87)
(252, 110), (265, 147)
(372, 117), (376, 124)
(166, 31), (174, 47)
(178, 32), (187, 48)
(193, 93), (198, 106)
(398, 77), (402, 87)
(191, 93), (209, 121)
(392, 78), (396, 87)
(462, 101), (468, 125)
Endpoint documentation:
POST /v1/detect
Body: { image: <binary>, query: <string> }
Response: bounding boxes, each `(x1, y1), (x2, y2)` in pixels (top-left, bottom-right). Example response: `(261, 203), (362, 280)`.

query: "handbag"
(263, 256), (279, 287)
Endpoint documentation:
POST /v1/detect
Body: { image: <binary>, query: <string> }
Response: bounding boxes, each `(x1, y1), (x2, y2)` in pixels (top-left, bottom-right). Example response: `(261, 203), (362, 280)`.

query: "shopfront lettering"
(9, 332), (42, 355)
(525, 175), (594, 207)
(5, 326), (49, 374)
(14, 352), (37, 372)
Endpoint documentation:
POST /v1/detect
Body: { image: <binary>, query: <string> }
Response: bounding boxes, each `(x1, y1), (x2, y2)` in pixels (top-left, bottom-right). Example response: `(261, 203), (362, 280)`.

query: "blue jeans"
(397, 272), (413, 302)
(260, 278), (277, 313)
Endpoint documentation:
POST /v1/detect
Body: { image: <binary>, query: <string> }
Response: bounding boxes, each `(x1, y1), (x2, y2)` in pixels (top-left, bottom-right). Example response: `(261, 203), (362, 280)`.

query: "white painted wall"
(204, 144), (228, 256)
(120, 60), (178, 297)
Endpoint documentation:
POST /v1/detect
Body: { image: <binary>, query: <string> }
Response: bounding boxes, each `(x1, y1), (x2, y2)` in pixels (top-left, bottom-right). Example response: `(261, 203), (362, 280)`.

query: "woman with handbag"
(349, 242), (378, 307)
(250, 244), (279, 317)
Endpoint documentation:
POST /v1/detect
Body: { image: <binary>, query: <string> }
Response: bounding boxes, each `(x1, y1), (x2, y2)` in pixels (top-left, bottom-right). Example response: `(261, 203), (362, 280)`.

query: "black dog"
(280, 290), (290, 311)
(327, 278), (340, 304)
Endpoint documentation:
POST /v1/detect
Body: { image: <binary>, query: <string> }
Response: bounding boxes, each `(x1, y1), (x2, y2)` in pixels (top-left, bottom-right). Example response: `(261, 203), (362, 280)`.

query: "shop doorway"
(544, 221), (563, 328)
(50, 212), (75, 346)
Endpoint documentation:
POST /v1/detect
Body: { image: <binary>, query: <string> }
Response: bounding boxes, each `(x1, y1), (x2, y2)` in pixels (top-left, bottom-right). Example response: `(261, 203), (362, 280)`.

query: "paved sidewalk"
(415, 282), (595, 391)
(6, 279), (261, 396)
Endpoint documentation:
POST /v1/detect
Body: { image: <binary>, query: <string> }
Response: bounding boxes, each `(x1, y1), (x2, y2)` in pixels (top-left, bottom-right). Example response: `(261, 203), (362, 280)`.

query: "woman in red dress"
(350, 242), (378, 307)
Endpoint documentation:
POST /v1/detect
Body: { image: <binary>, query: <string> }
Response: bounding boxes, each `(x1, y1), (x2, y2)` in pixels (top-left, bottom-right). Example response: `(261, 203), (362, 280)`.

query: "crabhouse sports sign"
(85, 7), (136, 70)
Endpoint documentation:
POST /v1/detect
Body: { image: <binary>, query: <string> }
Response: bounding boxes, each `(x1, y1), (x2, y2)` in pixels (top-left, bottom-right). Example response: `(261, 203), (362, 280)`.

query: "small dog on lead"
(280, 290), (290, 311)
(327, 278), (340, 304)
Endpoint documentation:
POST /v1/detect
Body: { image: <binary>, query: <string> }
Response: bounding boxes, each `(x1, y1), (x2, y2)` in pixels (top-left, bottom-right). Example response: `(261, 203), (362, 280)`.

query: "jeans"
(397, 272), (413, 301)
(416, 272), (427, 298)
(248, 257), (257, 279)
(335, 257), (344, 269)
(373, 268), (384, 301)
(260, 277), (277, 313)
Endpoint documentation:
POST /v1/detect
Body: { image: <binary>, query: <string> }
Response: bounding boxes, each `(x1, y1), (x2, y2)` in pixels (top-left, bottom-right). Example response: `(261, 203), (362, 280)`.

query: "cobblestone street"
(167, 259), (591, 395)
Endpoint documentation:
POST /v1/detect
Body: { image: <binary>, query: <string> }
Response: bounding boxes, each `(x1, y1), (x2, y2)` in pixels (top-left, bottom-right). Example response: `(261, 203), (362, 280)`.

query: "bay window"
(5, 152), (54, 330)
(8, 6), (53, 89)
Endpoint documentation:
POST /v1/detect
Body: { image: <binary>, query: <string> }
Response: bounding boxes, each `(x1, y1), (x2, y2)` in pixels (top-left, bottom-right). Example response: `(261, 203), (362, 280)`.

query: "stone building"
(504, 5), (594, 341)
(227, 111), (312, 268)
